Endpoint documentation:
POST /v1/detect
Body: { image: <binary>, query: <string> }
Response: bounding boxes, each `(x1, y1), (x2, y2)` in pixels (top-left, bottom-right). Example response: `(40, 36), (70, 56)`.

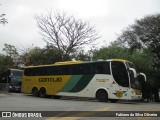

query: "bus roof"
(24, 59), (132, 68)
(55, 60), (82, 65)
(107, 59), (132, 63)
(10, 69), (23, 71)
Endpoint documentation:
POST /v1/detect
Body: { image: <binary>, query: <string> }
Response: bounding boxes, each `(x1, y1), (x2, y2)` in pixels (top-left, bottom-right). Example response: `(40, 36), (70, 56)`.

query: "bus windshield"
(10, 70), (23, 86)
(10, 77), (22, 86)
(127, 62), (141, 90)
(11, 70), (23, 77)
(111, 61), (129, 87)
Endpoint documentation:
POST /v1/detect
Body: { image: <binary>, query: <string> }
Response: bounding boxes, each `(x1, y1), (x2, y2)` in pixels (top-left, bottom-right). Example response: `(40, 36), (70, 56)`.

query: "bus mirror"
(129, 68), (137, 78)
(139, 73), (146, 81)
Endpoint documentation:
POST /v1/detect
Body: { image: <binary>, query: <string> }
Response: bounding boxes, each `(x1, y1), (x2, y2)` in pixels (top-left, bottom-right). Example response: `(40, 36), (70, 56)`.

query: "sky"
(0, 0), (160, 53)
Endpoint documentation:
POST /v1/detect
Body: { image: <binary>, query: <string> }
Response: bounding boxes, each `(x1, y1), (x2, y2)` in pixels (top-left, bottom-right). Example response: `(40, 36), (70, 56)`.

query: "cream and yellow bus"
(21, 59), (146, 102)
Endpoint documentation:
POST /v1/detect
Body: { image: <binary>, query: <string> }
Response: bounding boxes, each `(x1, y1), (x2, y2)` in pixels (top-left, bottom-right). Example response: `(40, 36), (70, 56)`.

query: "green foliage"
(27, 47), (43, 65)
(3, 43), (18, 58)
(2, 43), (19, 68)
(73, 50), (91, 61)
(42, 44), (62, 64)
(92, 44), (130, 60)
(115, 14), (160, 70)
(0, 55), (14, 74)
(129, 49), (154, 73)
(26, 44), (62, 65)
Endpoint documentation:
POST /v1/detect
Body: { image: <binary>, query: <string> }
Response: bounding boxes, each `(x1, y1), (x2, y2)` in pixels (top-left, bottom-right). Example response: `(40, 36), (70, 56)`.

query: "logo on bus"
(113, 91), (126, 98)
(39, 77), (62, 82)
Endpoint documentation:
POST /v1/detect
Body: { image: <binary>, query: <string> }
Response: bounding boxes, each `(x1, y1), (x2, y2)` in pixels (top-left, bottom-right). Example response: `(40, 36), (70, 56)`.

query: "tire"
(96, 89), (108, 102)
(32, 87), (39, 97)
(39, 88), (47, 98)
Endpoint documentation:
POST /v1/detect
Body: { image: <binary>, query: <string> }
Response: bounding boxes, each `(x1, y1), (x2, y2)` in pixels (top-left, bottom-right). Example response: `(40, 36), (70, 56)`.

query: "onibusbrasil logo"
(1, 112), (42, 117)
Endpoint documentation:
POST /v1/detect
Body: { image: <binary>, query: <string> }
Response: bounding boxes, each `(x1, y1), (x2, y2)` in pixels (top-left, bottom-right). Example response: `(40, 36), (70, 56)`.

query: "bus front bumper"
(131, 95), (142, 100)
(9, 86), (21, 92)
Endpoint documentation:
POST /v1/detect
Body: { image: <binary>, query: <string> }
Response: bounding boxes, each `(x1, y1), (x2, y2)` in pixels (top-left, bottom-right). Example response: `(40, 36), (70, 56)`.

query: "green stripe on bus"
(69, 74), (94, 92)
(60, 75), (82, 92)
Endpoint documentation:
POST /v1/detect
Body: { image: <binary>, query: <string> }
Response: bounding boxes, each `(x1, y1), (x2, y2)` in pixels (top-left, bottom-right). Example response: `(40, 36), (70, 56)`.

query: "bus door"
(111, 61), (130, 99)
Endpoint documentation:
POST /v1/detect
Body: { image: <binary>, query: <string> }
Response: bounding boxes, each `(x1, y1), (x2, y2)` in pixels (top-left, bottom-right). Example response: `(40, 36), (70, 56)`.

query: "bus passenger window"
(104, 62), (110, 74)
(83, 65), (90, 74)
(70, 65), (78, 75)
(79, 66), (84, 74)
(95, 64), (103, 74)
(62, 66), (69, 75)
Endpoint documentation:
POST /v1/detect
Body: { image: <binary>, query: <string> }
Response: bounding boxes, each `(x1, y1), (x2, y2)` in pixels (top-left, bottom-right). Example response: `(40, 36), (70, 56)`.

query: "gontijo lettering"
(39, 77), (62, 82)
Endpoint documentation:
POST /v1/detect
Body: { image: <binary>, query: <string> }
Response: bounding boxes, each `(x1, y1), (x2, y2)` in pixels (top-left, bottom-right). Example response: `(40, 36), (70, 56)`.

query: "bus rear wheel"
(39, 88), (47, 98)
(32, 87), (39, 97)
(96, 89), (108, 102)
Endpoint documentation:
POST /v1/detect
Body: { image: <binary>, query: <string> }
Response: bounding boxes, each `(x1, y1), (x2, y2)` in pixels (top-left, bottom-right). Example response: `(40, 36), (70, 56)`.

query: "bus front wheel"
(39, 88), (47, 98)
(32, 87), (39, 97)
(96, 89), (108, 102)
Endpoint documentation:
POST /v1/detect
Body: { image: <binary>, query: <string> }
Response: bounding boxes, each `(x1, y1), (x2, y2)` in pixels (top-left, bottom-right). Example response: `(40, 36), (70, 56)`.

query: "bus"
(21, 59), (146, 102)
(0, 69), (23, 92)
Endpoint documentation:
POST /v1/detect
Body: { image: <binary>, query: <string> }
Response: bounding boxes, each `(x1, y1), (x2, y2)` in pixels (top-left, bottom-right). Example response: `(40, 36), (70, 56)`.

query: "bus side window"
(70, 64), (93, 75)
(46, 67), (52, 75)
(35, 68), (39, 76)
(79, 65), (84, 74)
(95, 63), (104, 74)
(84, 65), (90, 74)
(104, 62), (110, 74)
(24, 68), (29, 76)
(52, 66), (60, 75)
(25, 68), (34, 76)
(62, 65), (69, 75)
(39, 67), (47, 76)
(70, 65), (78, 75)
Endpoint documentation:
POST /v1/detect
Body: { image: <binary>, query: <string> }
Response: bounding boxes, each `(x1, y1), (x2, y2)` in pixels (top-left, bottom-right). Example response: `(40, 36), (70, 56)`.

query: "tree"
(0, 44), (20, 73)
(115, 14), (160, 70)
(19, 44), (63, 66)
(3, 43), (19, 68)
(0, 4), (8, 25)
(26, 46), (43, 65)
(27, 44), (62, 65)
(3, 44), (18, 58)
(41, 43), (62, 64)
(73, 50), (91, 61)
(35, 11), (99, 61)
(0, 54), (13, 74)
(92, 44), (130, 60)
